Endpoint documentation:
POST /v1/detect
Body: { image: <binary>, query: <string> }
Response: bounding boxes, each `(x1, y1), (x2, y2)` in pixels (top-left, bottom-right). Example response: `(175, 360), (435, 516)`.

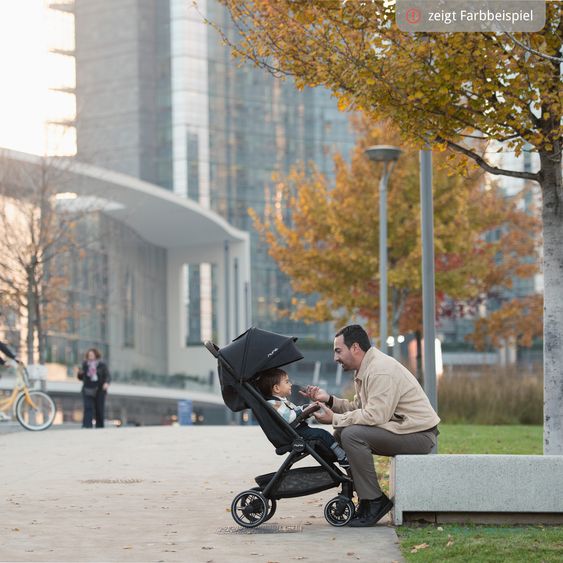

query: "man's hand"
(299, 385), (330, 402)
(313, 405), (334, 425)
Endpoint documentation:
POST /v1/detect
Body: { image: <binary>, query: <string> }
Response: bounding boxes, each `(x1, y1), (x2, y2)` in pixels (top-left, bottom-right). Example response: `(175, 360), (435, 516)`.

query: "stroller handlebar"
(204, 340), (220, 358)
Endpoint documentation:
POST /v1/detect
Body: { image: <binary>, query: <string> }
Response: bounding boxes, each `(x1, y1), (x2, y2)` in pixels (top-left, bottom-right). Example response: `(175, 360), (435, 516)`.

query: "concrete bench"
(390, 455), (563, 525)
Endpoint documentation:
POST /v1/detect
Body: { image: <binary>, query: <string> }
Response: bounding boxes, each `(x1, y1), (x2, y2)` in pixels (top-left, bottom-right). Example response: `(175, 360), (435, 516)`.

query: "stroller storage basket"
(255, 466), (340, 499)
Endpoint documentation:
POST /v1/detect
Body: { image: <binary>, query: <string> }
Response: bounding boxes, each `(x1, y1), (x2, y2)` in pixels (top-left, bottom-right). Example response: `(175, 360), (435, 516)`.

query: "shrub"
(437, 366), (542, 425)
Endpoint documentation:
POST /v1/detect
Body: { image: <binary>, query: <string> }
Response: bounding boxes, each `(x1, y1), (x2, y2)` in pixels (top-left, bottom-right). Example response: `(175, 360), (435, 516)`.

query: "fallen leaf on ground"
(410, 543), (430, 553)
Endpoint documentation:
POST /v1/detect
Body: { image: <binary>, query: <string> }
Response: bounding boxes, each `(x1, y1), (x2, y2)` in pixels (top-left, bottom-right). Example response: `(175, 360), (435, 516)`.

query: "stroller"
(205, 327), (355, 528)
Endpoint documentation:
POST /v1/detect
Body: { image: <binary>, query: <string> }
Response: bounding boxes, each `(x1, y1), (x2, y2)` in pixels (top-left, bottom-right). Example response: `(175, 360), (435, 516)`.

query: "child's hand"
(299, 385), (330, 402)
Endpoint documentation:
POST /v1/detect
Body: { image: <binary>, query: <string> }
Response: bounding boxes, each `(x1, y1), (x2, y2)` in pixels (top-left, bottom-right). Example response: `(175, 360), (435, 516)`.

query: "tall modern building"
(71, 0), (356, 343)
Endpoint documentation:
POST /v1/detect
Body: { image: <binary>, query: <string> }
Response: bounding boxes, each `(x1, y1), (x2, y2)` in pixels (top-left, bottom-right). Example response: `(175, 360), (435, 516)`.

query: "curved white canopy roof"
(2, 149), (248, 249)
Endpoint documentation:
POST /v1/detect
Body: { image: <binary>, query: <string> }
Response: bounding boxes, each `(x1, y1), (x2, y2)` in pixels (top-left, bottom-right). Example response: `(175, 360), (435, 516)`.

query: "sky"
(0, 0), (75, 155)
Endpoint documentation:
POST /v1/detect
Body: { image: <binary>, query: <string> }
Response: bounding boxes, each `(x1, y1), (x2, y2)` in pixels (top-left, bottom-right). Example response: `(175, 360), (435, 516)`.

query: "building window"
(123, 268), (135, 348)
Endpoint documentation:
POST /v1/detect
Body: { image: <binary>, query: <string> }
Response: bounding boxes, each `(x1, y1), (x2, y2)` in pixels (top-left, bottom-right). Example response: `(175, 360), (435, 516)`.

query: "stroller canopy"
(219, 327), (304, 382)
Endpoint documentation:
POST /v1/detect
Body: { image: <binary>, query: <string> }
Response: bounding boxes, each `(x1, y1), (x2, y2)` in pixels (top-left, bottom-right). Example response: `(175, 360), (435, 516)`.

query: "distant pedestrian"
(77, 348), (110, 428)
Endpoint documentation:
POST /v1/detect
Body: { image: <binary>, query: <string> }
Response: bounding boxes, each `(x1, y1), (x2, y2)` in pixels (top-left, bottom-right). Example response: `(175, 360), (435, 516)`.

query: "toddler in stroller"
(205, 327), (356, 528)
(254, 367), (349, 467)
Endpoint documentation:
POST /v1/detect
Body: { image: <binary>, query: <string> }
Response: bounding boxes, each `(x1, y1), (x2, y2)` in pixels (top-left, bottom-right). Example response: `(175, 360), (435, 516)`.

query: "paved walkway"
(0, 426), (403, 563)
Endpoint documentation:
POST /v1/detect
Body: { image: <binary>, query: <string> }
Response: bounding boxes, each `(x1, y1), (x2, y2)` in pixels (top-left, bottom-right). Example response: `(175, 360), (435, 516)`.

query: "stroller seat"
(205, 328), (355, 528)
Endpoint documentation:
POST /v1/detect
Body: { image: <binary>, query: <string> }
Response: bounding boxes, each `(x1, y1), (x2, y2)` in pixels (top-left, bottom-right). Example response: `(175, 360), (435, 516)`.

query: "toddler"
(255, 367), (348, 467)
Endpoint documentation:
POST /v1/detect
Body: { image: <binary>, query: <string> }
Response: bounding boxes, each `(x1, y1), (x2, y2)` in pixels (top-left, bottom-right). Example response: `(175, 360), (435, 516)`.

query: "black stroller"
(205, 327), (355, 528)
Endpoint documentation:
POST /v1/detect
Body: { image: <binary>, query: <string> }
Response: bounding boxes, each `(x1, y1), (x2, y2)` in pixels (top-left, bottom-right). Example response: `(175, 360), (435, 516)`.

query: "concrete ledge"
(390, 455), (563, 525)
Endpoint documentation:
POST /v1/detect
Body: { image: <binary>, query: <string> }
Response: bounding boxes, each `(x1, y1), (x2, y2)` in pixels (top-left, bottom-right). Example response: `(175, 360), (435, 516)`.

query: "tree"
(215, 0), (562, 453)
(468, 294), (544, 351)
(0, 151), (102, 364)
(251, 119), (540, 353)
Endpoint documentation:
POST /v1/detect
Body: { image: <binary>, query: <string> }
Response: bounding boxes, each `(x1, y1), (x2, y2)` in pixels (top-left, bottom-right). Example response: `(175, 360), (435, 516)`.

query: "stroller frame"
(205, 330), (356, 528)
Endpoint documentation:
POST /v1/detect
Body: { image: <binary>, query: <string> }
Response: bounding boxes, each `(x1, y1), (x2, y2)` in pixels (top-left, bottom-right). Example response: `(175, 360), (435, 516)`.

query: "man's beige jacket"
(331, 347), (440, 434)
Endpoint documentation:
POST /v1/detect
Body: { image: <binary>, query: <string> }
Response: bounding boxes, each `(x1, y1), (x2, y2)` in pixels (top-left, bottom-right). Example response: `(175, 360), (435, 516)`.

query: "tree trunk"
(35, 285), (45, 364)
(540, 154), (563, 455)
(26, 276), (35, 365)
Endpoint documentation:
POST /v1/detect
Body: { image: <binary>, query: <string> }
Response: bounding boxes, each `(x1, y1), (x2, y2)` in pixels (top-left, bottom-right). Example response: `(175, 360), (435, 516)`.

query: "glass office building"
(73, 0), (356, 342)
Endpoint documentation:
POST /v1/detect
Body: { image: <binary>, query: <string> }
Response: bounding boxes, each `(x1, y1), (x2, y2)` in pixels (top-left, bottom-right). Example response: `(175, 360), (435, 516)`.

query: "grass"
(437, 424), (543, 455)
(397, 524), (563, 562)
(373, 424), (563, 562)
(438, 367), (543, 425)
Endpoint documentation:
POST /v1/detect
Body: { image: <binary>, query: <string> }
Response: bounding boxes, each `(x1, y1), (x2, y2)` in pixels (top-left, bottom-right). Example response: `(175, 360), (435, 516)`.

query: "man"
(302, 324), (439, 527)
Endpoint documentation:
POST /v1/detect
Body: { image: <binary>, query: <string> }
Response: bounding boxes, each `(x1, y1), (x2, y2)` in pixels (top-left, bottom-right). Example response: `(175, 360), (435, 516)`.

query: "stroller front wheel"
(324, 495), (355, 527)
(231, 490), (269, 528)
(251, 487), (277, 522)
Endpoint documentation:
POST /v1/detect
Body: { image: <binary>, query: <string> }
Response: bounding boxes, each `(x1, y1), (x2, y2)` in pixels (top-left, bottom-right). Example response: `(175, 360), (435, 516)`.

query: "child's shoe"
(337, 457), (350, 468)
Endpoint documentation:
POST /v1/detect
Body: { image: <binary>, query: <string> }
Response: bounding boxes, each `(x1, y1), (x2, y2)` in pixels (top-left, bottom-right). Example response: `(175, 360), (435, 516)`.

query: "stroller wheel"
(231, 490), (269, 528)
(324, 495), (355, 527)
(263, 498), (277, 522)
(251, 487), (277, 522)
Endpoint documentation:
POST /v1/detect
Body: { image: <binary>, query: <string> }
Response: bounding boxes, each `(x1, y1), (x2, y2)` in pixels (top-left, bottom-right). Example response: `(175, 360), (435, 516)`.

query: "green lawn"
(397, 524), (563, 562)
(384, 425), (563, 562)
(437, 424), (543, 455)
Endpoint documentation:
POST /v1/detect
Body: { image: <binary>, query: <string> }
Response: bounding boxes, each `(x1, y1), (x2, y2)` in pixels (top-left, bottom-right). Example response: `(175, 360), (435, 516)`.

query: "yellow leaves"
(337, 96), (350, 111)
(220, 0), (559, 159)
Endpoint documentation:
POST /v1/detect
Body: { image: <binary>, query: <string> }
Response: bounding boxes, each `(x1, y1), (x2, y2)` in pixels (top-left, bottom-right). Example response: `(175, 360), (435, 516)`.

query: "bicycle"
(0, 361), (56, 431)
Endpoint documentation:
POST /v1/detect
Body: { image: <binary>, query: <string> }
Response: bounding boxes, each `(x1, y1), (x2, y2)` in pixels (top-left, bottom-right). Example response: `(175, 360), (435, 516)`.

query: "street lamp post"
(420, 147), (438, 453)
(364, 145), (402, 352)
(420, 148), (437, 411)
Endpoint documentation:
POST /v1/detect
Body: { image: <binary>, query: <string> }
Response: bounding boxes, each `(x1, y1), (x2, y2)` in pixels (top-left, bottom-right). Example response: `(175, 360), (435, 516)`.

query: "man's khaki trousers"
(334, 425), (437, 499)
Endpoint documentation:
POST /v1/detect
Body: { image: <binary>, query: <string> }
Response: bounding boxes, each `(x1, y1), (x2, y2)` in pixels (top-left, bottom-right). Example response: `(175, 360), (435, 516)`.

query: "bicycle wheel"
(15, 390), (56, 431)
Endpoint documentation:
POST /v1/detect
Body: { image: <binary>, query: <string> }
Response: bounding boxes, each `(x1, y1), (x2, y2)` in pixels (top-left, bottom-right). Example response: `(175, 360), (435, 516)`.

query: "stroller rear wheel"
(231, 490), (269, 528)
(324, 495), (355, 527)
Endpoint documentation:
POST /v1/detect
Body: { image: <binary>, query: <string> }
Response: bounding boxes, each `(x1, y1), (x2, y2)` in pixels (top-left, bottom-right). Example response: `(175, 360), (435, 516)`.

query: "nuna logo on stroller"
(205, 327), (355, 528)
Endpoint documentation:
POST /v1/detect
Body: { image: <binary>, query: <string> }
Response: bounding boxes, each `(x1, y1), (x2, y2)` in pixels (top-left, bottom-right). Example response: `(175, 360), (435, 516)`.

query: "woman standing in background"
(77, 348), (110, 428)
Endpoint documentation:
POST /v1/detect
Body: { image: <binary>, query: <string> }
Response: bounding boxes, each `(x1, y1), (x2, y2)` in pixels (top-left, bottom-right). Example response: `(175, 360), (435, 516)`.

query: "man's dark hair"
(335, 324), (371, 352)
(254, 367), (287, 397)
